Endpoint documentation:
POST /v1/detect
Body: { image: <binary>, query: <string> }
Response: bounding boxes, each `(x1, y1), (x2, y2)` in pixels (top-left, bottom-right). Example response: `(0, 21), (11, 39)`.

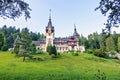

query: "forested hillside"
(0, 25), (45, 51)
(79, 31), (120, 53)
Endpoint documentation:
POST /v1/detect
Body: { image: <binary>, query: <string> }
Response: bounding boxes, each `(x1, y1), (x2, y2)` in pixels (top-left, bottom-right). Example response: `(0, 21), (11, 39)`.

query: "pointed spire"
(49, 9), (51, 20)
(48, 9), (52, 27)
(73, 24), (79, 36)
(74, 24), (77, 33)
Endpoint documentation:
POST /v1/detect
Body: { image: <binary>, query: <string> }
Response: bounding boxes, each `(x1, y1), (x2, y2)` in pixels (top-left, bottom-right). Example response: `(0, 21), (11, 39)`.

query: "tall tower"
(45, 10), (54, 51)
(73, 24), (79, 41)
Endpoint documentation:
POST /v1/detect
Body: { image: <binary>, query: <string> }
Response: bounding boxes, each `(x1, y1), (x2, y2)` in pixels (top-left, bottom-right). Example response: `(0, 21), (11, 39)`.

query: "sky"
(0, 0), (120, 37)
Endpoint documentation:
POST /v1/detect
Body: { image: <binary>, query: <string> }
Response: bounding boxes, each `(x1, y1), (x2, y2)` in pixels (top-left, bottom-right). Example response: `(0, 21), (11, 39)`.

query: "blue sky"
(0, 0), (120, 37)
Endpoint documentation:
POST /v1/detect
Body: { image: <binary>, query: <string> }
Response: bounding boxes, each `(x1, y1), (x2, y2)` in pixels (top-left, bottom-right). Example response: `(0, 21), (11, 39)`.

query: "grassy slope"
(0, 51), (120, 80)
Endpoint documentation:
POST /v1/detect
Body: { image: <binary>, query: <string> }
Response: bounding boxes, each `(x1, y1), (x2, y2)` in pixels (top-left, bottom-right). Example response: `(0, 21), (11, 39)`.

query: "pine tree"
(52, 45), (57, 56)
(14, 43), (20, 56)
(20, 28), (31, 61)
(99, 32), (106, 52)
(47, 45), (52, 55)
(47, 45), (57, 56)
(0, 32), (4, 50)
(93, 32), (100, 49)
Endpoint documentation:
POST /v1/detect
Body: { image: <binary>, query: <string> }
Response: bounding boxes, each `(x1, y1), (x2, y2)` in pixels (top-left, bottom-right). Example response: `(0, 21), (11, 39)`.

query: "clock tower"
(45, 11), (54, 51)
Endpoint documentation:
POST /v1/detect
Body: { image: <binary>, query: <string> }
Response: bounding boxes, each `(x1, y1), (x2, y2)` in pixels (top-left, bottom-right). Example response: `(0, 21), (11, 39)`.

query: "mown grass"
(0, 51), (120, 80)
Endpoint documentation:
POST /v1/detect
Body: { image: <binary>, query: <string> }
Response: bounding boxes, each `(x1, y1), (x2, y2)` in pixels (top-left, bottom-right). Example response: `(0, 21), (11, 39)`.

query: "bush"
(110, 50), (116, 55)
(57, 52), (61, 57)
(31, 57), (44, 61)
(71, 51), (79, 56)
(1, 45), (8, 51)
(28, 55), (33, 60)
(86, 49), (94, 54)
(74, 53), (79, 56)
(51, 54), (56, 58)
(93, 49), (108, 58)
(36, 49), (43, 54)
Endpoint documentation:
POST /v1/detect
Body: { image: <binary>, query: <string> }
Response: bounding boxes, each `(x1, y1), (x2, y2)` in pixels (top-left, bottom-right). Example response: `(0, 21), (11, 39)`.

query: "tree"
(51, 45), (57, 56)
(0, 0), (31, 20)
(46, 45), (57, 56)
(93, 32), (100, 49)
(0, 25), (21, 49)
(6, 34), (14, 48)
(1, 44), (8, 51)
(29, 41), (36, 54)
(117, 36), (120, 52)
(88, 34), (94, 49)
(0, 32), (4, 50)
(79, 35), (89, 49)
(30, 32), (38, 41)
(46, 45), (51, 53)
(96, 0), (120, 33)
(112, 31), (118, 51)
(99, 32), (106, 51)
(46, 45), (52, 55)
(20, 28), (32, 61)
(14, 43), (20, 56)
(106, 35), (115, 52)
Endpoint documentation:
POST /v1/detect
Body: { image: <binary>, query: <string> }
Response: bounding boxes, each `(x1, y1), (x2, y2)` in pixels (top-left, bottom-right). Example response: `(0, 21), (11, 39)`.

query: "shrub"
(1, 45), (8, 51)
(110, 50), (116, 55)
(93, 49), (108, 58)
(71, 51), (79, 56)
(86, 49), (94, 54)
(37, 57), (43, 61)
(28, 55), (33, 60)
(57, 52), (61, 57)
(11, 51), (14, 54)
(57, 52), (60, 56)
(74, 53), (79, 56)
(36, 49), (43, 54)
(51, 54), (56, 58)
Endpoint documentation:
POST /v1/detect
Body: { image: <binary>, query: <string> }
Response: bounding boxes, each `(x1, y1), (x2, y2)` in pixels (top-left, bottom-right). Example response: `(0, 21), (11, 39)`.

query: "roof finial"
(74, 24), (76, 32)
(74, 24), (76, 28)
(49, 9), (51, 20)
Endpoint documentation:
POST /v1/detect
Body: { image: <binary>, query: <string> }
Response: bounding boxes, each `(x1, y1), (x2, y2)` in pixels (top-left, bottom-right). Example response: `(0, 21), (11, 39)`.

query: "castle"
(34, 15), (85, 52)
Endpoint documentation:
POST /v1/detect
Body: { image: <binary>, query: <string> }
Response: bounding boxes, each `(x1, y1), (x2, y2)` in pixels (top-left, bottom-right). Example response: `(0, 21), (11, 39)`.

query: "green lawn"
(0, 51), (120, 80)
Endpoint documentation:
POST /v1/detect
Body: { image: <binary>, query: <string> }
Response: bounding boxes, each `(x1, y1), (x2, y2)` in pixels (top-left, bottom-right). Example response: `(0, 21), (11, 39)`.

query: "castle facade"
(34, 16), (85, 52)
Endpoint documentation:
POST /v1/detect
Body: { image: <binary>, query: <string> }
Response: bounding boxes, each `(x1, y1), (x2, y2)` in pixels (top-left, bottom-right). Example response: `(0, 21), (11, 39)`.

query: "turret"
(45, 10), (55, 51)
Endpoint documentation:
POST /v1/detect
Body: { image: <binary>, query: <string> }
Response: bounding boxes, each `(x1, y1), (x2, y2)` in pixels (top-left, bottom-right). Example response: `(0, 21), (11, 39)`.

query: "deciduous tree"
(0, 0), (31, 20)
(106, 35), (115, 52)
(117, 36), (120, 52)
(96, 0), (120, 33)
